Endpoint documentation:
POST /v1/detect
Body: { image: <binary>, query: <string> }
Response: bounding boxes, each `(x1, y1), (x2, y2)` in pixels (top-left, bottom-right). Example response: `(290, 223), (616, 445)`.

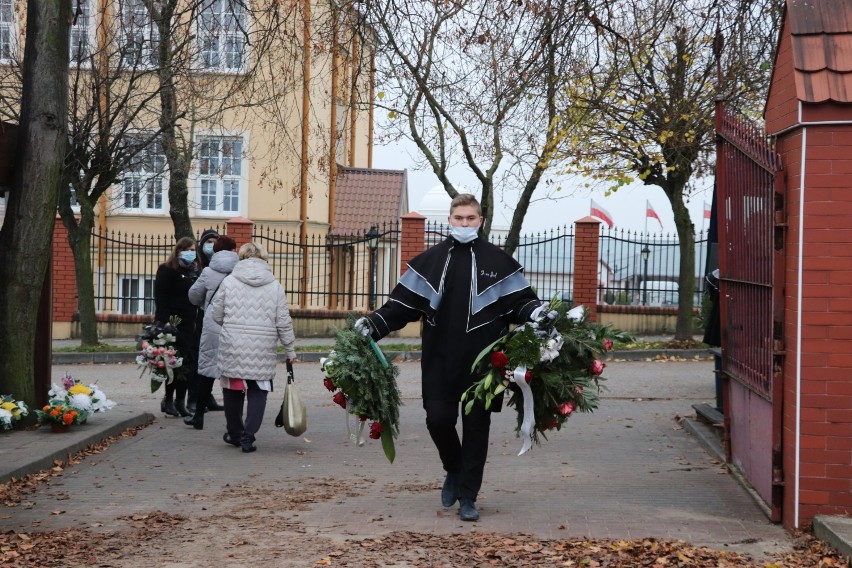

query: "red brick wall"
(573, 217), (601, 322)
(780, 124), (852, 528)
(52, 216), (77, 322)
(400, 212), (426, 276)
(225, 216), (254, 249)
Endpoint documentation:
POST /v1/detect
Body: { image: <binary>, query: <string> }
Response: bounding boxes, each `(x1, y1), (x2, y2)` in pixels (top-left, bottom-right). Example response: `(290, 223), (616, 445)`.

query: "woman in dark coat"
(154, 236), (199, 417)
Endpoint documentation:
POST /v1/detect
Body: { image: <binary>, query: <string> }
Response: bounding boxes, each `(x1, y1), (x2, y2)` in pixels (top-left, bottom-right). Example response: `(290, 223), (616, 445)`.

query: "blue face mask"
(179, 251), (196, 263)
(203, 243), (214, 256)
(450, 226), (479, 244)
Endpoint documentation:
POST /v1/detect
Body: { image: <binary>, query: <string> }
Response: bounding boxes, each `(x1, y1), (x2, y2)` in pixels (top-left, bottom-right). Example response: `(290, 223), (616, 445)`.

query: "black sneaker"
(223, 433), (241, 447)
(241, 444), (256, 453)
(441, 471), (459, 507)
(459, 497), (479, 521)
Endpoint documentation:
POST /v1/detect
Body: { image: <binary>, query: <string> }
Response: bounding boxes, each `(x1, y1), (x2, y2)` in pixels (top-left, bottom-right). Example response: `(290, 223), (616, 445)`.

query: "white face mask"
(450, 226), (479, 244)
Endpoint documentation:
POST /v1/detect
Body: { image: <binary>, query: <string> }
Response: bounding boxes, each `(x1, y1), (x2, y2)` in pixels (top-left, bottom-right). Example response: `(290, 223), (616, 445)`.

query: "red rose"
(558, 402), (575, 416)
(369, 422), (383, 439)
(323, 378), (335, 391)
(548, 419), (559, 430)
(332, 392), (347, 409)
(602, 338), (613, 352)
(525, 370), (533, 383)
(590, 359), (606, 376)
(491, 351), (510, 368)
(359, 414), (369, 422)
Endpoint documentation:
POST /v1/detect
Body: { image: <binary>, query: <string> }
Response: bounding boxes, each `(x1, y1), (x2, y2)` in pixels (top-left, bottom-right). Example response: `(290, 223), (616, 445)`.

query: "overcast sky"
(372, 141), (713, 237)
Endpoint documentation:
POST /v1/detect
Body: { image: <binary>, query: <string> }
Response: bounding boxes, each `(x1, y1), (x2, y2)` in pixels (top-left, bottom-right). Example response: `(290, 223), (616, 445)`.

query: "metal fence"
(90, 221), (707, 315)
(89, 222), (401, 316)
(599, 228), (709, 307)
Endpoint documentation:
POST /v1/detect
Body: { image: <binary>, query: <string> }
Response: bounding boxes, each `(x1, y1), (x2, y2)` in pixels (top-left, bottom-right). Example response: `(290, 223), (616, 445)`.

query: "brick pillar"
(226, 216), (254, 248)
(52, 214), (77, 323)
(573, 216), (601, 322)
(400, 212), (426, 276)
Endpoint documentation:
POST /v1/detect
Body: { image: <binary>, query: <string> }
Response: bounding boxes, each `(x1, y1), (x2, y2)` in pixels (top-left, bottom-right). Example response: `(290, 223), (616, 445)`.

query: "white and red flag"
(646, 200), (663, 231)
(704, 201), (712, 220)
(590, 199), (614, 228)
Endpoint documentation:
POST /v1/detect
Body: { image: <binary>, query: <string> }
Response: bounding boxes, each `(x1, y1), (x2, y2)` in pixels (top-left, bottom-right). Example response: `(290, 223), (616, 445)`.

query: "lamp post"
(641, 245), (650, 306)
(366, 224), (380, 310)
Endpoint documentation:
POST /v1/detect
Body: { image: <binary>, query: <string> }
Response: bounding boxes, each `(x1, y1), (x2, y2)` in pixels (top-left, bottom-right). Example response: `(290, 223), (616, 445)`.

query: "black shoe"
(223, 433), (241, 447)
(441, 471), (459, 507)
(241, 444), (256, 453)
(174, 399), (191, 418)
(459, 498), (479, 521)
(206, 394), (224, 411)
(184, 412), (204, 430)
(162, 399), (180, 417)
(186, 402), (196, 415)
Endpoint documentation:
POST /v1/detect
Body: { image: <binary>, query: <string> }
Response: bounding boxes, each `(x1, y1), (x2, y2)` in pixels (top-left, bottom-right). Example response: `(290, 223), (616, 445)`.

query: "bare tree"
(560, 0), (781, 340)
(358, 0), (598, 254)
(0, 0), (71, 411)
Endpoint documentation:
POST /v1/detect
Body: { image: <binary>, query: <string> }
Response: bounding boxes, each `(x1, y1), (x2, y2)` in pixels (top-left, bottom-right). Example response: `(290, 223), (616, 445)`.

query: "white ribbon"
(512, 365), (534, 456)
(345, 410), (365, 447)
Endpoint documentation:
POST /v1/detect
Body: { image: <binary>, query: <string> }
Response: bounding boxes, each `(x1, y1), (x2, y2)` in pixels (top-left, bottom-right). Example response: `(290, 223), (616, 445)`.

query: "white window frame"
(118, 275), (156, 315)
(193, 132), (248, 217)
(115, 135), (168, 215)
(118, 0), (160, 68)
(0, 0), (17, 63)
(69, 0), (93, 65)
(197, 0), (249, 72)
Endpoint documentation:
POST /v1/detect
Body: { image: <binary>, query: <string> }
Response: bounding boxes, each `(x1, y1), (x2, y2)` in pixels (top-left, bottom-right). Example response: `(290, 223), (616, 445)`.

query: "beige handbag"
(275, 360), (307, 436)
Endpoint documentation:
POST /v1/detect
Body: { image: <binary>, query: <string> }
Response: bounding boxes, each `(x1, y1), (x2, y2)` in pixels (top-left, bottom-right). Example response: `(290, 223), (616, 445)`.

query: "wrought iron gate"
(715, 102), (785, 521)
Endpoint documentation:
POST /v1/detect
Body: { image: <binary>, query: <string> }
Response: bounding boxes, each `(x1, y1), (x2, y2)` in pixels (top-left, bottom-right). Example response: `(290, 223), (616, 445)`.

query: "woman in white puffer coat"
(209, 242), (297, 453)
(185, 235), (239, 430)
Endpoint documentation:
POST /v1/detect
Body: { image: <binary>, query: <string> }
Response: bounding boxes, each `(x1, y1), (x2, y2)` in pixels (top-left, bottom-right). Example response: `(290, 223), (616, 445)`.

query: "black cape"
(367, 237), (541, 404)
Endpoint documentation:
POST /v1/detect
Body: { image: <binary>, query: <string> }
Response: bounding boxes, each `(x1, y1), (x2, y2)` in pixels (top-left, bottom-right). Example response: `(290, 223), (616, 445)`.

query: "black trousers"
(423, 399), (491, 501)
(223, 381), (268, 447)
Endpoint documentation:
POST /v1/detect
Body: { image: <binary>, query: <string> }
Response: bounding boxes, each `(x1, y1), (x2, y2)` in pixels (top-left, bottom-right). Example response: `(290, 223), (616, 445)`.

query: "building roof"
(331, 166), (408, 237)
(787, 0), (852, 103)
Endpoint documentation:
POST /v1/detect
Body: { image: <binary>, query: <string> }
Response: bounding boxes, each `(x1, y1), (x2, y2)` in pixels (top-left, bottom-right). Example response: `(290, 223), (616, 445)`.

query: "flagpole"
(644, 200), (649, 235)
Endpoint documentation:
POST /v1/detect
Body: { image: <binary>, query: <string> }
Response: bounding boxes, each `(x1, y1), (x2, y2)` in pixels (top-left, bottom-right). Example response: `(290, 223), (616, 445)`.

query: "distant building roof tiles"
(788, 0), (852, 103)
(331, 166), (408, 237)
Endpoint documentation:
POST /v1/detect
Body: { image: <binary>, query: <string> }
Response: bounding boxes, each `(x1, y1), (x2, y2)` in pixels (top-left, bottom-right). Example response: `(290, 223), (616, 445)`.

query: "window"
(119, 276), (155, 315)
(119, 0), (159, 67)
(0, 0), (14, 62)
(198, 0), (246, 71)
(119, 137), (167, 213)
(70, 0), (91, 63)
(197, 136), (243, 214)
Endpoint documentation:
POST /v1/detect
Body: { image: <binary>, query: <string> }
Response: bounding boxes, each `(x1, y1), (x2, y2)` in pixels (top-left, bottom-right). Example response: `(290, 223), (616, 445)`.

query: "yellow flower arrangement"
(0, 395), (29, 430)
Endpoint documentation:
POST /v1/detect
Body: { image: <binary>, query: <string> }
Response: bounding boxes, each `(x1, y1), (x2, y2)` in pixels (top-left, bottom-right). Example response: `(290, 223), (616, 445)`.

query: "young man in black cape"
(357, 194), (543, 521)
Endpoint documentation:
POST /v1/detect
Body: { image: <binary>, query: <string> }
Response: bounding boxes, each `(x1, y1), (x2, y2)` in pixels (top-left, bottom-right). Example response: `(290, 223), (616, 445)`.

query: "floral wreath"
(0, 395), (29, 430)
(462, 297), (632, 454)
(321, 316), (401, 463)
(136, 316), (187, 392)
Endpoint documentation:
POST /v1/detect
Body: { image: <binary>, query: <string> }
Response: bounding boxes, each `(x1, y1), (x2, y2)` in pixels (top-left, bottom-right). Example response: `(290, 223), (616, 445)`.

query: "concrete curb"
(52, 349), (712, 365)
(814, 515), (852, 561)
(0, 411), (155, 484)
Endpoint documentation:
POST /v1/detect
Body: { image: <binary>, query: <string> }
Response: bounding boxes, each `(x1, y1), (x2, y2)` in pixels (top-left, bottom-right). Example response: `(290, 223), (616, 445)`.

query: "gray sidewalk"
(5, 357), (846, 563)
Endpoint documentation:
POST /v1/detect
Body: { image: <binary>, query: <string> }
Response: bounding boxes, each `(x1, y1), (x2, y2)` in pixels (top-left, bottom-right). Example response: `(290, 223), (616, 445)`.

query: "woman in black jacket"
(154, 237), (199, 417)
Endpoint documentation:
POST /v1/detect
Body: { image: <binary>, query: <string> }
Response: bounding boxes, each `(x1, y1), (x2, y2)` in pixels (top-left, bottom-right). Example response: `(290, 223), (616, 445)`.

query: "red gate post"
(573, 217), (601, 322)
(226, 217), (254, 249)
(400, 212), (426, 276)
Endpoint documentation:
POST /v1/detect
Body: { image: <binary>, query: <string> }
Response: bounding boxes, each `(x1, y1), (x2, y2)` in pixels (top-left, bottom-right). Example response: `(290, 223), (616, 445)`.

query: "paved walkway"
(1, 357), (811, 562)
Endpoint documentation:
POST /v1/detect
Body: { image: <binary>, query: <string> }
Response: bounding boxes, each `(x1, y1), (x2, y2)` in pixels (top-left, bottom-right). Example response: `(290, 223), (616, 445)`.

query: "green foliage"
(603, 290), (616, 304)
(463, 299), (633, 447)
(321, 315), (402, 463)
(615, 291), (631, 305)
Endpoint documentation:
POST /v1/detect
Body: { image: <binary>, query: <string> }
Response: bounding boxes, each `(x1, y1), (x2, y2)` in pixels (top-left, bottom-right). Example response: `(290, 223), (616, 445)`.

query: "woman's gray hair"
(238, 242), (269, 261)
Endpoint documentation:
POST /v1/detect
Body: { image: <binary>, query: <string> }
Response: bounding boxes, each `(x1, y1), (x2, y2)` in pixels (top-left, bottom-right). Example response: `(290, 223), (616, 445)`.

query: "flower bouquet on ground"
(136, 316), (186, 393)
(320, 316), (401, 463)
(0, 395), (29, 430)
(35, 403), (86, 429)
(462, 297), (632, 455)
(49, 372), (116, 416)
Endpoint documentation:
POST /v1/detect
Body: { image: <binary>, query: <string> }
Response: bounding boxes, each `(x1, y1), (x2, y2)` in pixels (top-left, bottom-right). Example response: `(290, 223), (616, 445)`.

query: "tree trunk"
(71, 211), (99, 345)
(670, 186), (696, 341)
(156, 0), (193, 241)
(0, 0), (70, 415)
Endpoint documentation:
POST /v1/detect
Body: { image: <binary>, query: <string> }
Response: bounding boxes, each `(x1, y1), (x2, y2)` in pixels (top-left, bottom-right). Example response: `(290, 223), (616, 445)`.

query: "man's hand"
(354, 317), (372, 336)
